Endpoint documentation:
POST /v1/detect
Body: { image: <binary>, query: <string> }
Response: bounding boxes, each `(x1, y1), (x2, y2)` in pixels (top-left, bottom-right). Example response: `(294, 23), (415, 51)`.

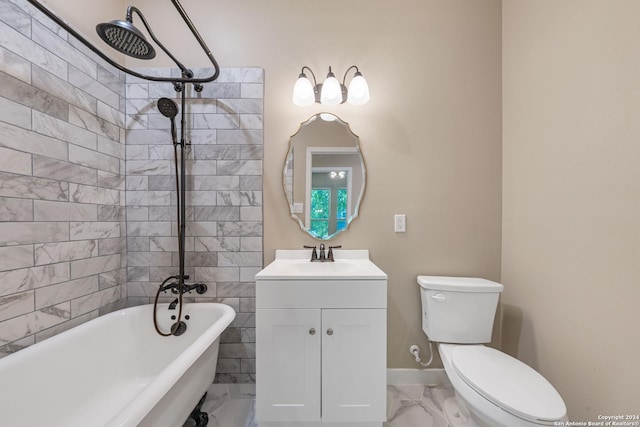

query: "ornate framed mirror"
(283, 113), (366, 240)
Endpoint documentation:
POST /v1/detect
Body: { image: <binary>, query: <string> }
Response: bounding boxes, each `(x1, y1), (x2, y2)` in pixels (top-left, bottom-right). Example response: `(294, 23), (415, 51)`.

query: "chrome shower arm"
(26, 0), (221, 84)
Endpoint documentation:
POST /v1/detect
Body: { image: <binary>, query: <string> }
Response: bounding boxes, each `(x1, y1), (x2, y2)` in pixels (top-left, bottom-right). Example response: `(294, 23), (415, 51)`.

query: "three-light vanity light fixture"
(292, 65), (370, 106)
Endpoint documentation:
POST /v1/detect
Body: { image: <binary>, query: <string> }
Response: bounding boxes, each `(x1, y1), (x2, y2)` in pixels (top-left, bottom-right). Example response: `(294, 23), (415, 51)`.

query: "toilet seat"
(451, 346), (566, 424)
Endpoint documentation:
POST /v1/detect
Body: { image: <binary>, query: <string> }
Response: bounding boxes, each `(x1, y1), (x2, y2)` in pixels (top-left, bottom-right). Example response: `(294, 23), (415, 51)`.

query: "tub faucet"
(159, 279), (207, 296)
(182, 283), (207, 294)
(161, 283), (176, 293)
(159, 275), (185, 293)
(167, 285), (207, 311)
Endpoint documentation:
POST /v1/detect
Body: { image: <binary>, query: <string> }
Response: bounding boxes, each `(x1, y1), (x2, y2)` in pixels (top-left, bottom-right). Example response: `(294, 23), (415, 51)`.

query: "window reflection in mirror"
(283, 113), (366, 240)
(310, 170), (348, 238)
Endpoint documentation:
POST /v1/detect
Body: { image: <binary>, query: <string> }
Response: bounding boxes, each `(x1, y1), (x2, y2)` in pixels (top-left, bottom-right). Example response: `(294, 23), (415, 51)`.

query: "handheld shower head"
(96, 19), (156, 60)
(157, 98), (179, 144)
(157, 98), (178, 119)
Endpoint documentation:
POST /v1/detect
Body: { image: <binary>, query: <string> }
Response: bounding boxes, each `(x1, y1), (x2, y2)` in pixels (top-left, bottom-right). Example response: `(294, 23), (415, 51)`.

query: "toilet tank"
(417, 276), (504, 344)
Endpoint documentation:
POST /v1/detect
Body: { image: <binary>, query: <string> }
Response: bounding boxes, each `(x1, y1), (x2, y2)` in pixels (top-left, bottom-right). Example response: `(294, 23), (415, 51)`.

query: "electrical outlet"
(394, 214), (406, 233)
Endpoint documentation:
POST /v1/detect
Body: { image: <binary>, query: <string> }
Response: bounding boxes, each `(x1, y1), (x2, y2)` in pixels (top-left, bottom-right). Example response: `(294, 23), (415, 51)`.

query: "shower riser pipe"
(178, 82), (187, 288)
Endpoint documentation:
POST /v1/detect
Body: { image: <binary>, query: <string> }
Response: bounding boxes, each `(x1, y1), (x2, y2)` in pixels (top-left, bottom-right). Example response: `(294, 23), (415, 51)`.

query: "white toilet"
(417, 276), (567, 427)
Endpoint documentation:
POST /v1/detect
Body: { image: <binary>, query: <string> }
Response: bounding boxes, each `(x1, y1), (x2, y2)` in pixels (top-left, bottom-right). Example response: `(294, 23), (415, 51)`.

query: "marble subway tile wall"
(0, 0), (127, 357)
(125, 67), (263, 383)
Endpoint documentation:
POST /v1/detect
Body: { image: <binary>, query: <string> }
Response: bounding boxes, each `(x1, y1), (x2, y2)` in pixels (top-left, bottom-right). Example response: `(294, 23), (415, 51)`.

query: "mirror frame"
(282, 113), (367, 240)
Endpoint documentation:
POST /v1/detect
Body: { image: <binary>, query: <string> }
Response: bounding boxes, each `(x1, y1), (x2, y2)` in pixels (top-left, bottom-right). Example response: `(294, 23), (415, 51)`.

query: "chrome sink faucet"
(303, 244), (342, 262)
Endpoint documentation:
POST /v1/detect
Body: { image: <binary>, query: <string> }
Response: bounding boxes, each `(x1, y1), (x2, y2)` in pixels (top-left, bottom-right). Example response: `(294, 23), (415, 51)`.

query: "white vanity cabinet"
(255, 250), (388, 427)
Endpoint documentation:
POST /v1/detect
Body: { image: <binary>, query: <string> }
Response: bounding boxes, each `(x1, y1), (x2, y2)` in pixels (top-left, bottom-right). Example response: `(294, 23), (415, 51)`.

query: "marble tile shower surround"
(0, 0), (264, 385)
(0, 0), (128, 357)
(125, 66), (263, 383)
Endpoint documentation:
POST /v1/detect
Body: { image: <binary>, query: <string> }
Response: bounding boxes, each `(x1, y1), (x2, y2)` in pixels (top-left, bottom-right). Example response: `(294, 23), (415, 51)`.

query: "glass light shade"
(347, 73), (370, 105)
(292, 75), (315, 106)
(320, 75), (342, 105)
(319, 113), (337, 121)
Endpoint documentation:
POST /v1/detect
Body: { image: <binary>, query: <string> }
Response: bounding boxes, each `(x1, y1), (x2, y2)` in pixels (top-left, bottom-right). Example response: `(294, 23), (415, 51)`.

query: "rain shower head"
(157, 98), (178, 119)
(27, 0), (220, 84)
(96, 19), (156, 60)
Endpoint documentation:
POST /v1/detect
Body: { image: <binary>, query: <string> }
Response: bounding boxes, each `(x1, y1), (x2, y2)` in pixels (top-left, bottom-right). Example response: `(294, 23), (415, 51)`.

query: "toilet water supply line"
(410, 342), (435, 367)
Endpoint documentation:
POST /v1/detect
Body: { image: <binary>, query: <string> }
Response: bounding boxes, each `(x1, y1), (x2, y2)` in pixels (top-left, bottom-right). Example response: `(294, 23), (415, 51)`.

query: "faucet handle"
(327, 245), (342, 262)
(303, 245), (318, 261)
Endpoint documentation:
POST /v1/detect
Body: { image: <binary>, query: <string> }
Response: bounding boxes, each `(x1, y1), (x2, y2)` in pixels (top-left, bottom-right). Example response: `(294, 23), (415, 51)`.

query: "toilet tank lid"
(417, 276), (504, 292)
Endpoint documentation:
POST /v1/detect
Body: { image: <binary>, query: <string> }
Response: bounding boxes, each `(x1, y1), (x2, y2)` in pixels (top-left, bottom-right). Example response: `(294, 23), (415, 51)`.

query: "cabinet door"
(256, 309), (321, 422)
(321, 309), (387, 422)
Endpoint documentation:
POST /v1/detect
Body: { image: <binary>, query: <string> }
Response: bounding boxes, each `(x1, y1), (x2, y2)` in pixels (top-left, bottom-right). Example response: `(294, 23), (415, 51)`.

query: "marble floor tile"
(386, 400), (439, 427)
(208, 399), (258, 427)
(186, 383), (454, 427)
(385, 384), (453, 427)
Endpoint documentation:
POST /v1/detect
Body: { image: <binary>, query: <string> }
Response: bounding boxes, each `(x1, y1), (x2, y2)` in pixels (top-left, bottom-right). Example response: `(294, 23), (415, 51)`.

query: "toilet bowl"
(417, 276), (567, 427)
(439, 343), (566, 427)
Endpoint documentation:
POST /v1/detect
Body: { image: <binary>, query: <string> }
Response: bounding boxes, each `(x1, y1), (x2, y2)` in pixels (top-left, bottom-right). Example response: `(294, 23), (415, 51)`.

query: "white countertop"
(255, 250), (388, 281)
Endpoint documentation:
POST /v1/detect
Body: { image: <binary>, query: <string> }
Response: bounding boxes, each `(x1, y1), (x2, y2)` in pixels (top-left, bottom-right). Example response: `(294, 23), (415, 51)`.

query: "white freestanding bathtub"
(0, 303), (235, 427)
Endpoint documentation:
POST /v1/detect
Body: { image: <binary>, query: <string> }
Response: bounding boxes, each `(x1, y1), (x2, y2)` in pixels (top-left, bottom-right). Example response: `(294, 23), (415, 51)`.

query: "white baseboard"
(386, 368), (449, 386)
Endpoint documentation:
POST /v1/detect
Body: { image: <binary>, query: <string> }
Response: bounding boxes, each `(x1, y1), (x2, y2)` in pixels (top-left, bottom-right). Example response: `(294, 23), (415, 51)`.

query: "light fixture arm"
(302, 66), (321, 102)
(301, 66), (318, 86)
(341, 65), (360, 86)
(339, 65), (361, 103)
(25, 0), (220, 84)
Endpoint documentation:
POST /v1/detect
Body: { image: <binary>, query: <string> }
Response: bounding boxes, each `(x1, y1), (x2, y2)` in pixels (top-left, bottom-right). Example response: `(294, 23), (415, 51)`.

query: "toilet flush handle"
(431, 293), (446, 301)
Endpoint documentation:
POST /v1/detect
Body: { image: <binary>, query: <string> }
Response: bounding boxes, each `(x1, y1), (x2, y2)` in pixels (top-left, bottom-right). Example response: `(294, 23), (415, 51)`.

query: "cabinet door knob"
(327, 328), (334, 336)
(309, 328), (316, 335)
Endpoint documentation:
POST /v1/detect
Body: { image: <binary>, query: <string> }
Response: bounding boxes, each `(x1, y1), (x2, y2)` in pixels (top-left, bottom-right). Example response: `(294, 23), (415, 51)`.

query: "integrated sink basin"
(255, 249), (387, 281)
